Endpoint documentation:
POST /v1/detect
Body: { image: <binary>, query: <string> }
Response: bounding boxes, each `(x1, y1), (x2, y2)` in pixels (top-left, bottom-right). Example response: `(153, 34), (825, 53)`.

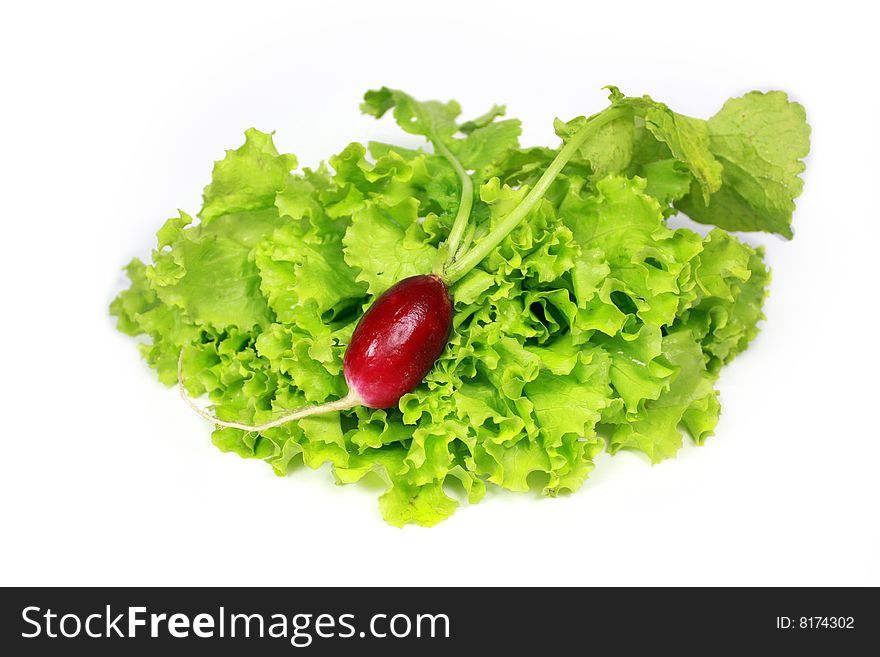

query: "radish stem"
(454, 221), (476, 261)
(444, 106), (627, 285)
(178, 350), (361, 431)
(433, 137), (473, 267)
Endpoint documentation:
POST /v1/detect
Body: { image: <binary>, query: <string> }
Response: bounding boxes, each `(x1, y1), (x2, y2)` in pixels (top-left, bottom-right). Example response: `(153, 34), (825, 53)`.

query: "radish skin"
(344, 274), (452, 408)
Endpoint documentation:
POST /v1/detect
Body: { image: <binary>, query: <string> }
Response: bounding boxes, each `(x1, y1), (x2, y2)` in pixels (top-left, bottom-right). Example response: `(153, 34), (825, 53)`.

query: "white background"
(2, 0), (878, 587)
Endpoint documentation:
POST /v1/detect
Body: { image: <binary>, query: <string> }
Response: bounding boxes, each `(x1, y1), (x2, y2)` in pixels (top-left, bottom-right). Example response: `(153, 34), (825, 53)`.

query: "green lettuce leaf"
(200, 128), (298, 223)
(342, 201), (438, 296)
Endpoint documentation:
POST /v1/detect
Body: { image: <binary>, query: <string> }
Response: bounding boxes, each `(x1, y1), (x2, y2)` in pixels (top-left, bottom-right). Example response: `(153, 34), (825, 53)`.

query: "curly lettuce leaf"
(609, 329), (718, 463)
(200, 128), (298, 223)
(151, 209), (286, 330)
(342, 201), (438, 296)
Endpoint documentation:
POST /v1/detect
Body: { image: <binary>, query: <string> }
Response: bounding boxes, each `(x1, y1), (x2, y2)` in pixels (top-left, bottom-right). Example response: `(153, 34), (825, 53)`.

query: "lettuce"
(112, 87), (809, 526)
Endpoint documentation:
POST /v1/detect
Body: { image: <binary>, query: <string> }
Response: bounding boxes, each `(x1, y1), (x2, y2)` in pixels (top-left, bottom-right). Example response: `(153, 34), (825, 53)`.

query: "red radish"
(179, 274), (453, 429)
(344, 274), (452, 409)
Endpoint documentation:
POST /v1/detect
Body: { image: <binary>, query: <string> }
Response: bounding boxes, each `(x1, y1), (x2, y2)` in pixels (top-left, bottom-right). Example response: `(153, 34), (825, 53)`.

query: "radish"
(180, 274), (452, 428)
(343, 274), (452, 409)
(180, 106), (625, 429)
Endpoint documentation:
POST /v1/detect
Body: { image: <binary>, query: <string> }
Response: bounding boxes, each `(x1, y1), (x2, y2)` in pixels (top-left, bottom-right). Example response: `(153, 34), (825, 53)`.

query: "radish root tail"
(177, 349), (361, 431)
